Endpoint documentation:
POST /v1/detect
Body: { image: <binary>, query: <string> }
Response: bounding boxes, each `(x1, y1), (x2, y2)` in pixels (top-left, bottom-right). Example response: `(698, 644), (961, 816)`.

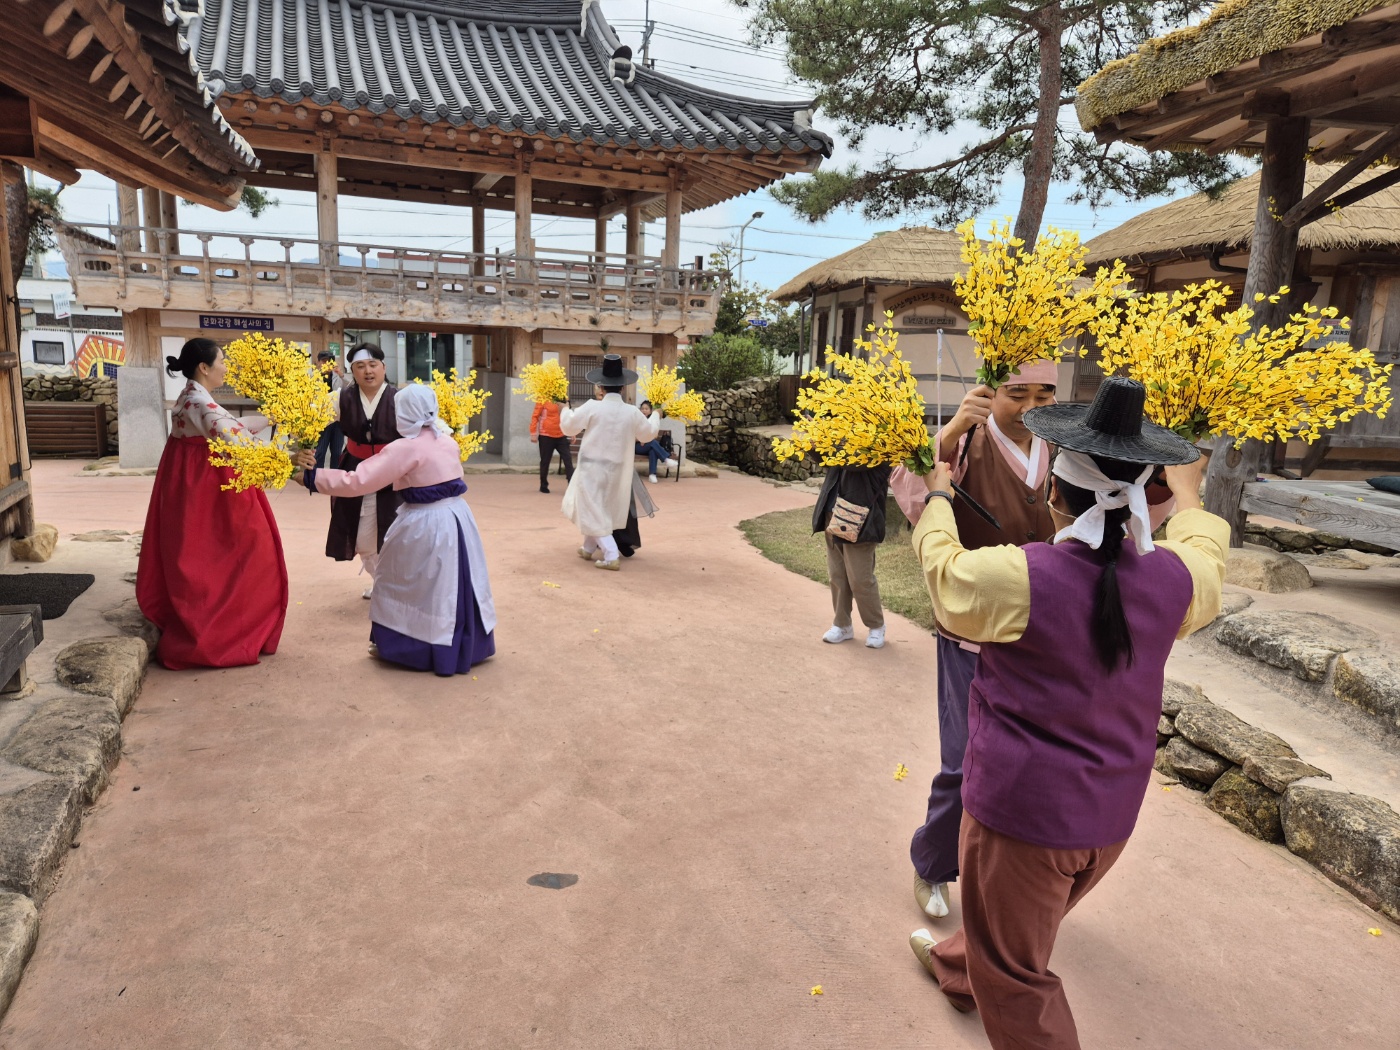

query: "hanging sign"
(200, 314), (275, 331)
(51, 290), (71, 320)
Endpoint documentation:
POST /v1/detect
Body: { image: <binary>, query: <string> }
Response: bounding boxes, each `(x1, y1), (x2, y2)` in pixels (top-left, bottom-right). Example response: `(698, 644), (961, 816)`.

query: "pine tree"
(738, 0), (1242, 241)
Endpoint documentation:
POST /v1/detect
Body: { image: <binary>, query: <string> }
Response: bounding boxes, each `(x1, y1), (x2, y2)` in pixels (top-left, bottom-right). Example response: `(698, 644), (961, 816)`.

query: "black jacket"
(812, 465), (891, 544)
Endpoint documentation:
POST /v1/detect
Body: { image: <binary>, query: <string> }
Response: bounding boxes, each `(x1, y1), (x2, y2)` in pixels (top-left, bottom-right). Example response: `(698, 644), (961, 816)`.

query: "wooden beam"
(315, 150), (338, 265)
(472, 203), (485, 277)
(1281, 126), (1400, 226)
(140, 185), (160, 253)
(625, 200), (642, 259)
(115, 183), (140, 253)
(1299, 163), (1400, 227)
(472, 172), (503, 191)
(1312, 127), (1380, 163)
(158, 189), (178, 231)
(515, 165), (533, 257)
(594, 213), (608, 262)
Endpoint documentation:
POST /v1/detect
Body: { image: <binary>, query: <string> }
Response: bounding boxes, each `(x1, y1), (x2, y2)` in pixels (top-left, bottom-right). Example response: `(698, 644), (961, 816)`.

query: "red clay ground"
(2, 461), (1398, 1049)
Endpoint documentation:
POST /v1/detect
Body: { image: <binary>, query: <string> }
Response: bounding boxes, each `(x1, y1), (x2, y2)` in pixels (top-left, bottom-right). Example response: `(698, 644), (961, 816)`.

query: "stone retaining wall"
(687, 376), (821, 481)
(21, 375), (119, 451)
(1244, 521), (1396, 557)
(1155, 679), (1400, 923)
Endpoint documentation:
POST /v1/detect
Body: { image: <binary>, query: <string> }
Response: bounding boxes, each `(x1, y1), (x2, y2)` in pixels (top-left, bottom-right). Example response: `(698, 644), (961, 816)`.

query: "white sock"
(582, 537), (599, 553)
(598, 535), (620, 561)
(358, 551), (379, 579)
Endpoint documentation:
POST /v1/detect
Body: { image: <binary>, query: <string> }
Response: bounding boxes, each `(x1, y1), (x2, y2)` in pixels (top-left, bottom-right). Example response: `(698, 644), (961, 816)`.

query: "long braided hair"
(1048, 452), (1145, 672)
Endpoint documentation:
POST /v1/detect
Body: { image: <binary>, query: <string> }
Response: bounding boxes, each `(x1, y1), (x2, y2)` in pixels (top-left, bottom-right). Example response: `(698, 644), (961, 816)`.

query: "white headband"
(1051, 451), (1156, 555)
(395, 383), (452, 440)
(349, 347), (378, 364)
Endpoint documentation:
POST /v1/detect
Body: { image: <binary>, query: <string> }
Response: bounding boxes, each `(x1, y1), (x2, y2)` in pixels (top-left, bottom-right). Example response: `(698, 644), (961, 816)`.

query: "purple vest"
(963, 539), (1194, 850)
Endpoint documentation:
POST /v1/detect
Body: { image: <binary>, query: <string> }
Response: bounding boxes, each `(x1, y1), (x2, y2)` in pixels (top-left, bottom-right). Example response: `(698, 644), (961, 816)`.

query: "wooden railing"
(57, 225), (723, 335)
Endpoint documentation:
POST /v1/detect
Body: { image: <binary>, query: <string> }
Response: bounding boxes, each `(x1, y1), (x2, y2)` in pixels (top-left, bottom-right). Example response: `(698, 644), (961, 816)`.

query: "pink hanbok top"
(312, 429), (463, 497)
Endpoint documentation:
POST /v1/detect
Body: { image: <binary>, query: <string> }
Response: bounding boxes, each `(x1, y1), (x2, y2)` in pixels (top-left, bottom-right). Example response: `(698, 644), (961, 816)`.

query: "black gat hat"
(1023, 376), (1200, 466)
(585, 354), (638, 386)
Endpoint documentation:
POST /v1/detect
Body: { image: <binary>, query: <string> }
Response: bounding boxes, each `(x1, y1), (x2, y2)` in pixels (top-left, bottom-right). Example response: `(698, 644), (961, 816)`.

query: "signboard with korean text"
(200, 314), (275, 332)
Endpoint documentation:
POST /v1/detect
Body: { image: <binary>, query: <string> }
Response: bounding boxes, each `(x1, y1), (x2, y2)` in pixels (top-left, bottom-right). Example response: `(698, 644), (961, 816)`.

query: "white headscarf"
(395, 384), (452, 440)
(1051, 450), (1156, 555)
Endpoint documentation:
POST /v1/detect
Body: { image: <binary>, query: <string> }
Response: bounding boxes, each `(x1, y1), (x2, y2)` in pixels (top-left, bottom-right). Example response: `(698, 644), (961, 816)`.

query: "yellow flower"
(515, 360), (569, 404)
(810, 986), (823, 996)
(773, 316), (934, 472)
(643, 365), (706, 423)
(1368, 928), (1383, 937)
(417, 368), (493, 462)
(207, 433), (294, 492)
(221, 333), (335, 448)
(954, 220), (1130, 388)
(893, 763), (909, 781)
(1089, 280), (1393, 445)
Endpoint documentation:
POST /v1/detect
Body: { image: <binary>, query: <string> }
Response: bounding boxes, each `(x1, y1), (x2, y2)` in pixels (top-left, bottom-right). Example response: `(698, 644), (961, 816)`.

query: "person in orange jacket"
(531, 395), (574, 493)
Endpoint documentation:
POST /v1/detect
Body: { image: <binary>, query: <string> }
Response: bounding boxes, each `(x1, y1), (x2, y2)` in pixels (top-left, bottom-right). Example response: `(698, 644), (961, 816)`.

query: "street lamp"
(737, 210), (763, 286)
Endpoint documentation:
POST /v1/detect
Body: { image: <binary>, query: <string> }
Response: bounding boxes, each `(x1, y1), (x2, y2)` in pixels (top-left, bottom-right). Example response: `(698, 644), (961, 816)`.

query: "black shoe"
(540, 485), (550, 493)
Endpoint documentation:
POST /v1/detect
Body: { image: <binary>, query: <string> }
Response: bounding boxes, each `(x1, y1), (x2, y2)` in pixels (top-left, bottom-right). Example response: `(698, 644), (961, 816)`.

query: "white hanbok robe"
(559, 394), (660, 536)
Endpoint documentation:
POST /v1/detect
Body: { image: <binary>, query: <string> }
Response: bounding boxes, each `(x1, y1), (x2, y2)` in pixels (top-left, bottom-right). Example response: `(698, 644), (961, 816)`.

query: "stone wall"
(21, 375), (119, 451)
(687, 376), (821, 481)
(1244, 521), (1395, 557)
(1155, 679), (1400, 923)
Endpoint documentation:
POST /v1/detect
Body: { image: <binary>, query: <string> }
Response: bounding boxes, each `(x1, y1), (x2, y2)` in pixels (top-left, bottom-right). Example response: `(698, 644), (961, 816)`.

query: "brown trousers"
(929, 814), (1128, 1050)
(824, 534), (883, 629)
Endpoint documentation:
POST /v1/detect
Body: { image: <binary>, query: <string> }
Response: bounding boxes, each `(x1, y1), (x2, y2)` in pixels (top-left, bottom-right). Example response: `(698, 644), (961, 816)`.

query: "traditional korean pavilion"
(58, 0), (832, 466)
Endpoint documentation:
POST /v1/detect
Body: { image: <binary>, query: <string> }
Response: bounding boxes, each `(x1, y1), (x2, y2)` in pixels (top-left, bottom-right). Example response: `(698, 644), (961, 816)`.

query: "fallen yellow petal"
(810, 985), (823, 996)
(542, 581), (561, 588)
(893, 763), (909, 781)
(1163, 786), (1172, 792)
(1368, 928), (1383, 936)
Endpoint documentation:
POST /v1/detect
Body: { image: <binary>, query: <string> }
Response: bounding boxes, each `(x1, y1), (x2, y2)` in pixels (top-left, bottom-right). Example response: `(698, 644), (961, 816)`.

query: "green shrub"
(678, 333), (777, 392)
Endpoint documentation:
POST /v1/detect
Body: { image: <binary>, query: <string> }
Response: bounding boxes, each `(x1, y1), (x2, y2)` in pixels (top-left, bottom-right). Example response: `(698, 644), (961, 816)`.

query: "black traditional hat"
(585, 353), (638, 386)
(1023, 376), (1200, 466)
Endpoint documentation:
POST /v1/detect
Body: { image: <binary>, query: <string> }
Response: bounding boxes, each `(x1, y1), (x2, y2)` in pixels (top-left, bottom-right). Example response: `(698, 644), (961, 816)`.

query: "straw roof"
(1076, 0), (1398, 133)
(770, 227), (965, 302)
(1084, 163), (1400, 265)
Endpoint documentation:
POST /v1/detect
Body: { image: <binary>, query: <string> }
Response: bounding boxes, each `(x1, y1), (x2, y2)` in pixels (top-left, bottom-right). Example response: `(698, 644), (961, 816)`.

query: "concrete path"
(2, 461), (1399, 1049)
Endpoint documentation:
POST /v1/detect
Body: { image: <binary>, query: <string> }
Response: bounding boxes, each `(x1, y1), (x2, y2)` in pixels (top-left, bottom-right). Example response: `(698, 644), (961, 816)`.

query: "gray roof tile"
(184, 0), (830, 156)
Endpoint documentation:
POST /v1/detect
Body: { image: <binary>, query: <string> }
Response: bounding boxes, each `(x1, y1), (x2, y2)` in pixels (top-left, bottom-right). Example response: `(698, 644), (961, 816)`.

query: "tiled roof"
(184, 0), (832, 157)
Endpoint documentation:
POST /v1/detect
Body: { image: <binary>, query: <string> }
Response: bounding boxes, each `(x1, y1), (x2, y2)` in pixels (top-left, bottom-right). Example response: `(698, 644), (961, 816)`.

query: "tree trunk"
(1014, 3), (1063, 245)
(1202, 115), (1310, 545)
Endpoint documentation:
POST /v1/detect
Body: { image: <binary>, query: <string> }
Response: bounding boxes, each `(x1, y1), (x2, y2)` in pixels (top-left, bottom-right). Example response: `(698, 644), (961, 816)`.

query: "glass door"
(404, 332), (456, 382)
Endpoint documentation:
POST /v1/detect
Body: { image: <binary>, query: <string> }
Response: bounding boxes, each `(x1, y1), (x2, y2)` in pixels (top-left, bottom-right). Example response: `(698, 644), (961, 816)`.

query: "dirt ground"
(2, 460), (1398, 1050)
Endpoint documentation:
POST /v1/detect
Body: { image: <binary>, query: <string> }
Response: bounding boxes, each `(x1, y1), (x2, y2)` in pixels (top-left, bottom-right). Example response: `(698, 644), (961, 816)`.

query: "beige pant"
(825, 534), (883, 630)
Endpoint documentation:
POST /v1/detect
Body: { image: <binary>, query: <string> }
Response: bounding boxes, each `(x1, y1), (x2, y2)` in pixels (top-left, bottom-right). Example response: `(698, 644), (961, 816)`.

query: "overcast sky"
(43, 0), (1221, 292)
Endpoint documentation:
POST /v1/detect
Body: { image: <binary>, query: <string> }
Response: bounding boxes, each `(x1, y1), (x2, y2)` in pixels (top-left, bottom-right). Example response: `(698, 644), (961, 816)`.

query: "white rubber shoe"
(914, 875), (950, 918)
(866, 626), (887, 649)
(822, 625), (854, 644)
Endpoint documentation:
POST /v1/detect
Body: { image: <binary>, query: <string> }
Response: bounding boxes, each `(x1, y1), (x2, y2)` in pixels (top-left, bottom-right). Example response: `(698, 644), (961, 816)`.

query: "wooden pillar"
(315, 151), (339, 266)
(140, 188), (161, 253)
(663, 180), (682, 272)
(0, 170), (32, 535)
(514, 167), (534, 256)
(859, 280), (875, 358)
(159, 191), (179, 255)
(472, 203), (485, 276)
(594, 213), (608, 263)
(625, 201), (642, 260)
(1204, 115), (1310, 545)
(115, 184), (141, 254)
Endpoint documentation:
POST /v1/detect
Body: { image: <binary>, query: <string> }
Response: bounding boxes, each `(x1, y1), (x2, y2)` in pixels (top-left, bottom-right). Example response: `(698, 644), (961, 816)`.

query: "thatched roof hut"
(1085, 163), (1400, 266)
(770, 227), (966, 302)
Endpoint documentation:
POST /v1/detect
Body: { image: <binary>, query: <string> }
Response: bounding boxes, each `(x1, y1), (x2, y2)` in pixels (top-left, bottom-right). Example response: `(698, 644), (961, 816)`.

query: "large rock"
(1217, 592), (1254, 619)
(1173, 702), (1296, 765)
(0, 696), (122, 804)
(1333, 651), (1400, 729)
(1216, 610), (1374, 681)
(9, 525), (57, 563)
(0, 778), (84, 903)
(1161, 737), (1232, 786)
(1243, 754), (1330, 794)
(1281, 786), (1400, 923)
(1160, 679), (1206, 717)
(0, 892), (37, 1018)
(101, 598), (160, 655)
(1206, 768), (1284, 842)
(54, 637), (148, 718)
(1225, 546), (1312, 593)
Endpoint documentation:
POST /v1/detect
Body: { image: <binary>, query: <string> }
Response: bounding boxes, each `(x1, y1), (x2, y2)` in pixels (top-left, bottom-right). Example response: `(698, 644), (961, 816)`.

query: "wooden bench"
(0, 604), (43, 694)
(1240, 480), (1400, 551)
(24, 402), (108, 458)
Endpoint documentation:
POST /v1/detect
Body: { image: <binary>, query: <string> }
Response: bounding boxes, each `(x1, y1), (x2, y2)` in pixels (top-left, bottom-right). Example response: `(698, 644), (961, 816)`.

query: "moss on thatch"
(1083, 162), (1400, 264)
(1077, 0), (1397, 132)
(770, 227), (967, 302)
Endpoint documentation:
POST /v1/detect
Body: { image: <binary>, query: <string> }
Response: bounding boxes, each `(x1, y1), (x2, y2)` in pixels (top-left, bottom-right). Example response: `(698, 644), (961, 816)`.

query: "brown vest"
(952, 425), (1056, 550)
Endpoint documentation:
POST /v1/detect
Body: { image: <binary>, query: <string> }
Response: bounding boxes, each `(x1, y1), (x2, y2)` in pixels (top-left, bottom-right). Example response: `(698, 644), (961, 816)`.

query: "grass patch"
(739, 497), (935, 631)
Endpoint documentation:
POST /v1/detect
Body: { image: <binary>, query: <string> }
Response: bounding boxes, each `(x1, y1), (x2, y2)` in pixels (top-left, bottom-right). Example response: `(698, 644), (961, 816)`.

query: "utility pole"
(642, 0), (655, 69)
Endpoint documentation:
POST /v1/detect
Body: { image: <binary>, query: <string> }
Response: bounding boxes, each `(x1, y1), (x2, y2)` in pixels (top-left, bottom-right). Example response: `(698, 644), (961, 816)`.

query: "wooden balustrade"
(58, 225), (723, 335)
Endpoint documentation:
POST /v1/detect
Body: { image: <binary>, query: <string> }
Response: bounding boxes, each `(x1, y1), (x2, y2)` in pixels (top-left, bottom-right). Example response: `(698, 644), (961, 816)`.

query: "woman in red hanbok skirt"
(136, 338), (289, 670)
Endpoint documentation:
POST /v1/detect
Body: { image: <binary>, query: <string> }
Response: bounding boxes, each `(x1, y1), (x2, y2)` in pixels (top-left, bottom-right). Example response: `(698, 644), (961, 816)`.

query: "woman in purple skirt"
(297, 384), (495, 676)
